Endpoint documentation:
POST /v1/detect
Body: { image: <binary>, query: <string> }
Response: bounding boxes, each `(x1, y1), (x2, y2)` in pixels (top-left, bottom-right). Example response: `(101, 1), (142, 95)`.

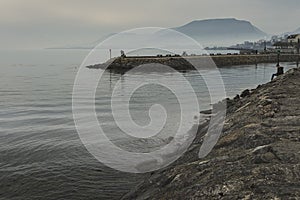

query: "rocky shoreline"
(122, 68), (300, 199)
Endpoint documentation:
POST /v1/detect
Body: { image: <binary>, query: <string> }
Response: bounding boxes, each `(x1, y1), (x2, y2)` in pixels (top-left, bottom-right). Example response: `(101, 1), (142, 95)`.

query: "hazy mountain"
(48, 18), (269, 49)
(173, 18), (268, 46)
(278, 27), (300, 38)
(290, 27), (300, 34)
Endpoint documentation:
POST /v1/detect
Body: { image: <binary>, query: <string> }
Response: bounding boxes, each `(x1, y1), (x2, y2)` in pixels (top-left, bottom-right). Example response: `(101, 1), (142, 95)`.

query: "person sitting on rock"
(120, 50), (126, 58)
(271, 64), (284, 80)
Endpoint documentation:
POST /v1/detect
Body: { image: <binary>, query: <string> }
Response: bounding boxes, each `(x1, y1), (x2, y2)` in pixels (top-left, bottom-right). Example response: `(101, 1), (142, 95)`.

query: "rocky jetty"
(87, 56), (195, 72)
(122, 68), (300, 199)
(87, 54), (300, 71)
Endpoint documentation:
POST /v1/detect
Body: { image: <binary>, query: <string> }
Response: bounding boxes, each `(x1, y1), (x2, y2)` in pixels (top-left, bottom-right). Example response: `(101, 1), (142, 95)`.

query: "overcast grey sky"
(1, 0), (299, 49)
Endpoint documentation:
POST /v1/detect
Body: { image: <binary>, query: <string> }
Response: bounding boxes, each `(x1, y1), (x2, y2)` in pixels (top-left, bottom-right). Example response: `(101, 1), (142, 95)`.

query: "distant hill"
(278, 27), (300, 38)
(47, 18), (269, 49)
(172, 18), (268, 46)
(291, 27), (300, 34)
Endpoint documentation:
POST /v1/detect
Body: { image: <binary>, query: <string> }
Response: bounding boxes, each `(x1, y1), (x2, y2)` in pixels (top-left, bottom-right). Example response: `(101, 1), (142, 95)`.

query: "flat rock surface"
(122, 68), (300, 200)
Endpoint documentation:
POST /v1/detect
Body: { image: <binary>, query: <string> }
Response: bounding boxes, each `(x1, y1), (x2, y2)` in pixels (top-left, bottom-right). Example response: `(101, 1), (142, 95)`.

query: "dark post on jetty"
(271, 50), (284, 80)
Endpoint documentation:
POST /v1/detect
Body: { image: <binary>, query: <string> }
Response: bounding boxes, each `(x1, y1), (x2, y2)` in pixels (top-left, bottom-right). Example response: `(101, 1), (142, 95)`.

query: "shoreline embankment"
(122, 67), (300, 199)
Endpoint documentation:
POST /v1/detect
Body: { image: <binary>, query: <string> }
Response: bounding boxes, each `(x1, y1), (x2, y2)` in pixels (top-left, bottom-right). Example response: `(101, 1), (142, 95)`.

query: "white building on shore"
(287, 34), (300, 43)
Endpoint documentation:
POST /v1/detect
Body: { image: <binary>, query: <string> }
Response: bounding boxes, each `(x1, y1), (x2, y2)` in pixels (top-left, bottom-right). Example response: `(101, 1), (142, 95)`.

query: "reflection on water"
(0, 50), (297, 199)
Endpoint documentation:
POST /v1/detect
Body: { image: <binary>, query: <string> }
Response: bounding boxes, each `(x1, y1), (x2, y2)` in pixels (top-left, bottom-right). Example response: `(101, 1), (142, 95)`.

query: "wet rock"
(234, 94), (240, 100)
(241, 89), (250, 98)
(200, 109), (212, 115)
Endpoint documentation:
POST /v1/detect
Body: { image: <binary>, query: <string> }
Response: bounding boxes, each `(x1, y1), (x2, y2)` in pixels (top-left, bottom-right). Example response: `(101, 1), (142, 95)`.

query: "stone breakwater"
(87, 54), (300, 71)
(122, 68), (300, 199)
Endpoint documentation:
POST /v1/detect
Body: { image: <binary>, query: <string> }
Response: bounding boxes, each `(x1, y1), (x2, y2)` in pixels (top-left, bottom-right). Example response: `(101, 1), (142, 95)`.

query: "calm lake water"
(0, 49), (297, 199)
